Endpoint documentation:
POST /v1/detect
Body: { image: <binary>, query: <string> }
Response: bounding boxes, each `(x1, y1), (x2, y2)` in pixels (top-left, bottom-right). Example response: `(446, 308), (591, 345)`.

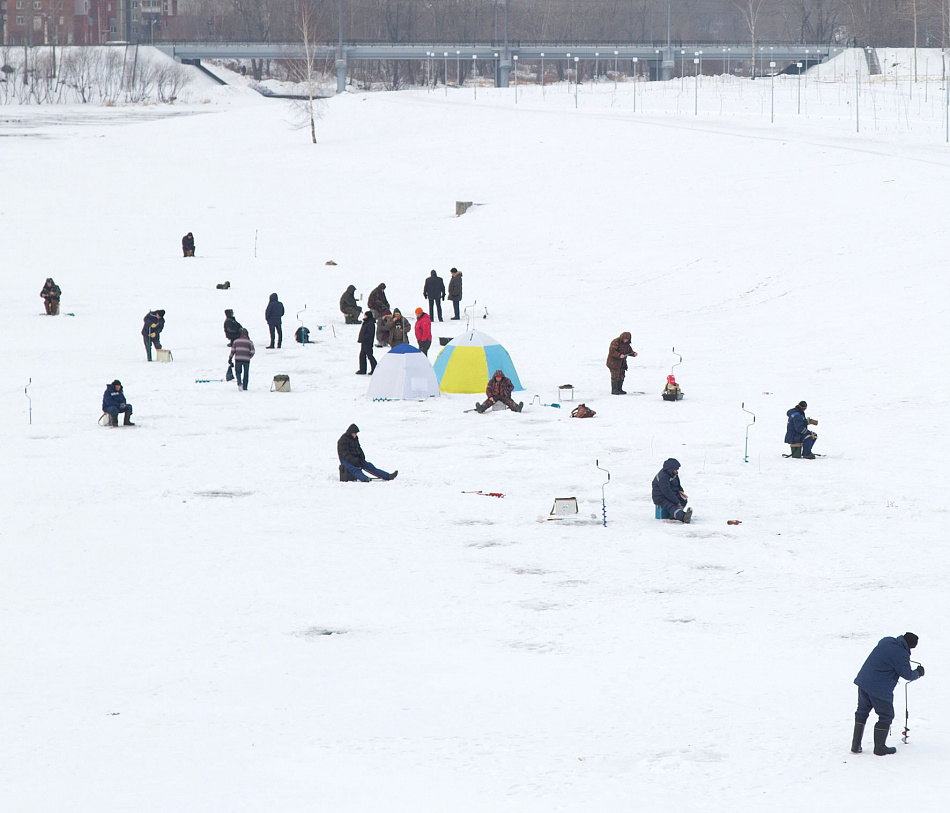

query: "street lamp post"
(770, 61), (776, 122)
(614, 50), (618, 91)
(694, 57), (699, 114)
(473, 55), (477, 99)
(574, 56), (579, 107)
(540, 52), (545, 96)
(633, 57), (638, 111)
(566, 53), (571, 94)
(595, 52), (599, 88)
(796, 62), (802, 113)
(456, 50), (460, 88)
(513, 54), (518, 102)
(444, 52), (448, 96)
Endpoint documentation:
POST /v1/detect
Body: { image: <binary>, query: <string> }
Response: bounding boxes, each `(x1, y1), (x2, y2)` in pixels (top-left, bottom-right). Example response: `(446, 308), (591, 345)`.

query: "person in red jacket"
(475, 370), (522, 413)
(414, 307), (432, 356)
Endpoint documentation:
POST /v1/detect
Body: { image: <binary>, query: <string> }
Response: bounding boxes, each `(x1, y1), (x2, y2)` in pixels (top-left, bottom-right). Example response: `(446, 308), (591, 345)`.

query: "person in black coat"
(337, 424), (397, 482)
(141, 309), (165, 361)
(356, 311), (377, 375)
(447, 267), (463, 319)
(265, 293), (284, 349)
(182, 232), (195, 257)
(102, 379), (134, 426)
(652, 458), (692, 522)
(223, 309), (243, 346)
(423, 269), (445, 322)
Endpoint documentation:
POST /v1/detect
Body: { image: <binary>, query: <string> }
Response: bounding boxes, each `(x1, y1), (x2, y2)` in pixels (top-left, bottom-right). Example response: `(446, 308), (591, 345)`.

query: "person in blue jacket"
(102, 380), (134, 426)
(265, 293), (284, 349)
(652, 458), (692, 523)
(785, 400), (818, 458)
(851, 632), (924, 756)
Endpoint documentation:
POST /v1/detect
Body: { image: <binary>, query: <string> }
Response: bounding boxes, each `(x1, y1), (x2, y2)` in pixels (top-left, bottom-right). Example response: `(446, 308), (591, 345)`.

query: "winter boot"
(386, 470), (399, 481)
(851, 720), (866, 754)
(109, 413), (119, 427)
(802, 453), (817, 459)
(611, 380), (622, 395)
(475, 402), (486, 413)
(123, 413), (135, 426)
(514, 402), (524, 412)
(682, 507), (693, 524)
(789, 445), (802, 458)
(873, 723), (896, 756)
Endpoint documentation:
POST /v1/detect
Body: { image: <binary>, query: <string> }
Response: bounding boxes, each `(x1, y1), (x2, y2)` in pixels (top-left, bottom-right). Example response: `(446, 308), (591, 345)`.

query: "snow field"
(1, 61), (948, 810)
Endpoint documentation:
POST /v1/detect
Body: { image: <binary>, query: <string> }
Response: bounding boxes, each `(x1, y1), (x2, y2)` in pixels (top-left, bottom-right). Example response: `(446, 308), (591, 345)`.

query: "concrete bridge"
(159, 42), (834, 93)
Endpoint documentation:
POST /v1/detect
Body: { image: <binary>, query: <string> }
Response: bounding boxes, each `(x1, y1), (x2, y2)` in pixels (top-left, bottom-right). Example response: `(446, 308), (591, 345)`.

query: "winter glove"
(807, 418), (818, 426)
(916, 665), (925, 677)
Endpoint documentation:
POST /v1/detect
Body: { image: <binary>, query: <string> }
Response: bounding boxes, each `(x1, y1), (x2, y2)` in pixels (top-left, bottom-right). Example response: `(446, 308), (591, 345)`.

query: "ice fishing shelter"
(366, 344), (441, 400)
(433, 330), (523, 393)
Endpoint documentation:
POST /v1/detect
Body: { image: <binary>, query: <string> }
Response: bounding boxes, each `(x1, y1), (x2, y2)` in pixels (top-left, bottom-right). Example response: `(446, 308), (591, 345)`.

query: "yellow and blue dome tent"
(433, 330), (523, 393)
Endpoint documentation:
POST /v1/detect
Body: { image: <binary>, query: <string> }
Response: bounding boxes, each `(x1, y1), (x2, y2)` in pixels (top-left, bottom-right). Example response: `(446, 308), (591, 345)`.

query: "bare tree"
(731, 0), (773, 77)
(298, 1), (321, 143)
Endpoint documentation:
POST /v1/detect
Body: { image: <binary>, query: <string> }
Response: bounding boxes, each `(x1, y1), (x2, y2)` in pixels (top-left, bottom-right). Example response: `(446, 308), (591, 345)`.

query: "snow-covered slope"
(1, 72), (947, 811)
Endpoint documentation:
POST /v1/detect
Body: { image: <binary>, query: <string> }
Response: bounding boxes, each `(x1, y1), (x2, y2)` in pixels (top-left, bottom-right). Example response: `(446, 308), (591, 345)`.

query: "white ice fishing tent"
(366, 344), (441, 400)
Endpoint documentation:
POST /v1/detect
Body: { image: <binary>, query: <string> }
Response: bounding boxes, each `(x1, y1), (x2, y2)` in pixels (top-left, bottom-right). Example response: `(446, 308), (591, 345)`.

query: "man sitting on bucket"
(475, 369), (523, 413)
(652, 458), (691, 523)
(102, 380), (134, 427)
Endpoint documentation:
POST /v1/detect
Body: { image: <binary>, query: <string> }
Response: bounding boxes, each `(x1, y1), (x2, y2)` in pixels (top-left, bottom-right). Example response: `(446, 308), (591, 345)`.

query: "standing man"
(141, 309), (165, 361)
(389, 308), (411, 347)
(265, 293), (285, 349)
(852, 633), (924, 756)
(652, 458), (692, 523)
(414, 307), (432, 356)
(606, 332), (637, 395)
(785, 401), (818, 459)
(423, 269), (445, 322)
(367, 283), (389, 319)
(337, 424), (397, 481)
(356, 311), (377, 375)
(229, 328), (256, 390)
(102, 380), (134, 426)
(40, 278), (62, 315)
(447, 267), (463, 320)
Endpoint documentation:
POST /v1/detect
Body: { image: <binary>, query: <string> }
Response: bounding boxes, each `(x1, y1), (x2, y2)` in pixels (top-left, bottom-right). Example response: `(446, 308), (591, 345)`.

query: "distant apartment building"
(1, 0), (178, 45)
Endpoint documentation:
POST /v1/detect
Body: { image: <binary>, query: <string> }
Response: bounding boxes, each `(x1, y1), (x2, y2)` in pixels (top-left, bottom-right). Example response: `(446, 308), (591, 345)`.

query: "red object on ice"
(667, 375), (677, 386)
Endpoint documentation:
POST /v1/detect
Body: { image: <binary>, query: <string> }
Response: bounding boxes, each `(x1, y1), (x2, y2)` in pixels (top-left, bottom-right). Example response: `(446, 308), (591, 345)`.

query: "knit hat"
(797, 401), (807, 410)
(415, 307), (424, 315)
(904, 632), (919, 649)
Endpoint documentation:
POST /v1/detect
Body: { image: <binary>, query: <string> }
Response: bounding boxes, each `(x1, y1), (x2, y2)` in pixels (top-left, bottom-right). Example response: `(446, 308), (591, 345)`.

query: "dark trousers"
(428, 298), (443, 321)
(855, 688), (895, 727)
(268, 323), (282, 348)
(479, 396), (519, 412)
(450, 299), (460, 319)
(359, 343), (376, 374)
(104, 405), (133, 423)
(235, 359), (250, 390)
(341, 460), (390, 482)
(143, 335), (161, 360)
(418, 340), (431, 357)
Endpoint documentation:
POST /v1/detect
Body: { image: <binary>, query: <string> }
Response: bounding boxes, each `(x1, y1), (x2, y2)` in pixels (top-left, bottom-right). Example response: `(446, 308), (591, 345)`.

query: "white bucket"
(155, 349), (173, 362)
(272, 375), (291, 392)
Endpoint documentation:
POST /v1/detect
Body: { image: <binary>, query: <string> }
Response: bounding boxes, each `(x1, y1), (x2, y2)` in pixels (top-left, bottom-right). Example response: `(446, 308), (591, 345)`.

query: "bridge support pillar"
(661, 47), (675, 81)
(336, 59), (346, 94)
(498, 60), (511, 89)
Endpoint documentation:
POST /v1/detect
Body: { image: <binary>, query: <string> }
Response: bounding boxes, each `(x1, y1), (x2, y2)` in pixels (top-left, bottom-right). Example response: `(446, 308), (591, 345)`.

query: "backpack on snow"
(571, 404), (596, 419)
